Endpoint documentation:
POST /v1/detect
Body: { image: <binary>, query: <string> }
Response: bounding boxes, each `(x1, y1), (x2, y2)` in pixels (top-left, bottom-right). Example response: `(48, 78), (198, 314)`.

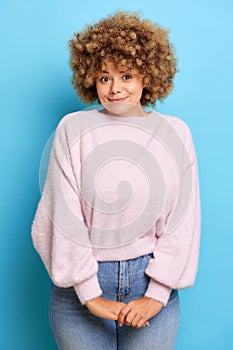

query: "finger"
(117, 304), (131, 326)
(130, 314), (144, 328)
(124, 312), (139, 326)
(125, 310), (140, 326)
(136, 318), (149, 329)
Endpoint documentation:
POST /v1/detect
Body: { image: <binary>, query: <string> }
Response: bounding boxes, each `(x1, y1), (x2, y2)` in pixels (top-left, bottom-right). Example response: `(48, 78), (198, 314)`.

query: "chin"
(103, 102), (141, 117)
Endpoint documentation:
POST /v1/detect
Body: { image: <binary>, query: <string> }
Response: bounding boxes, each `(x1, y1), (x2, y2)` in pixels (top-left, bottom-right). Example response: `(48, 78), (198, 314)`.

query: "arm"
(31, 116), (102, 305)
(118, 123), (201, 327)
(144, 123), (201, 305)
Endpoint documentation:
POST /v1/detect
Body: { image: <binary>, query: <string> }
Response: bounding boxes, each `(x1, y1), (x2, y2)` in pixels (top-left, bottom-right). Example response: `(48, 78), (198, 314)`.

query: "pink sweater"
(31, 109), (201, 306)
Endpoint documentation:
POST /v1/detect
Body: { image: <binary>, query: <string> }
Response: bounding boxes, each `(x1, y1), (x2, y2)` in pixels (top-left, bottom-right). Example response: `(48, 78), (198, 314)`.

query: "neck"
(102, 103), (149, 117)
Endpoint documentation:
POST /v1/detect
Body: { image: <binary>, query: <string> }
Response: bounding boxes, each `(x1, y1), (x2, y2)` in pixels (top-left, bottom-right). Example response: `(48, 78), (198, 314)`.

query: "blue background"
(1, 0), (232, 349)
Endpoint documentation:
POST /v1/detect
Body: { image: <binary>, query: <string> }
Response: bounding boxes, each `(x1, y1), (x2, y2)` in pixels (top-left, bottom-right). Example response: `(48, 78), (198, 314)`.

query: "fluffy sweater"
(31, 108), (201, 306)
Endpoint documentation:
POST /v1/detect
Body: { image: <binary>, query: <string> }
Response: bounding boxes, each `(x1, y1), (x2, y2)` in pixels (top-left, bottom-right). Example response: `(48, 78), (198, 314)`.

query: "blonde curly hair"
(69, 11), (177, 106)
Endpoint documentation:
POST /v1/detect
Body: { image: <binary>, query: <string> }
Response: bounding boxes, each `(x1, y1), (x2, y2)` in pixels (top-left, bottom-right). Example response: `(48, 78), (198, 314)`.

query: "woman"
(31, 11), (201, 350)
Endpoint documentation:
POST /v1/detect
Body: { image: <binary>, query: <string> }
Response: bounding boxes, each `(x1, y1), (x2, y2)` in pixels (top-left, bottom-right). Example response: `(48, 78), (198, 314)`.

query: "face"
(95, 62), (146, 117)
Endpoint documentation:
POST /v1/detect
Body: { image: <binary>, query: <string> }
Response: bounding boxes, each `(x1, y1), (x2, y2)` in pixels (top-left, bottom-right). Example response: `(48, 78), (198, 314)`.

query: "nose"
(110, 78), (122, 94)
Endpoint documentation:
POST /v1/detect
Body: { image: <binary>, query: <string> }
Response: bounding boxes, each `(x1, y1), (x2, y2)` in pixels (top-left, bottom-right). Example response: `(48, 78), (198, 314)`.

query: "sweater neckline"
(95, 108), (155, 121)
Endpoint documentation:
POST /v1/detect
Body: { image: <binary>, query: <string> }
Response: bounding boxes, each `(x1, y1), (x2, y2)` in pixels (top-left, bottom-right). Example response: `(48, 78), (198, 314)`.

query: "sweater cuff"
(144, 278), (172, 306)
(73, 274), (102, 305)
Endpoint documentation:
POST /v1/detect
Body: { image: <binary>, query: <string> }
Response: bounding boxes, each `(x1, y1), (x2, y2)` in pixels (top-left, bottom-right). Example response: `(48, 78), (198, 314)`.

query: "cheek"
(96, 86), (103, 100)
(127, 82), (144, 95)
(96, 84), (108, 99)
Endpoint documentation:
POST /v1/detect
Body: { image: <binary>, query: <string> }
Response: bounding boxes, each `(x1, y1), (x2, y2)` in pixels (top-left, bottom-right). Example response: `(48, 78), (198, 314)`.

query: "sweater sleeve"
(31, 117), (102, 304)
(144, 123), (201, 306)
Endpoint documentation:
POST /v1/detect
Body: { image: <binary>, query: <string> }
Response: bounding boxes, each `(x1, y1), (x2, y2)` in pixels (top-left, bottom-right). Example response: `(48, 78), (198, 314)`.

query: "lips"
(107, 97), (128, 103)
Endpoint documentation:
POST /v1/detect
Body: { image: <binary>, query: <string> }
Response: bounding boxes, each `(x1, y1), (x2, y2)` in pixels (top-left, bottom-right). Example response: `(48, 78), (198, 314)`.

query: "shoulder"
(49, 109), (99, 150)
(56, 109), (98, 129)
(153, 111), (197, 160)
(52, 109), (101, 139)
(154, 111), (192, 140)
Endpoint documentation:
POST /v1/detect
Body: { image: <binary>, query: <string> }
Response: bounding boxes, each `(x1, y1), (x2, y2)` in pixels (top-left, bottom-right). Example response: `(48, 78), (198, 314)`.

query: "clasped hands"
(85, 296), (163, 329)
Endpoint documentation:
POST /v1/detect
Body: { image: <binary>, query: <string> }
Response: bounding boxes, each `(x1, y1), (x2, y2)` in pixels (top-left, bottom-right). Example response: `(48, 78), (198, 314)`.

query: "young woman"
(31, 11), (201, 350)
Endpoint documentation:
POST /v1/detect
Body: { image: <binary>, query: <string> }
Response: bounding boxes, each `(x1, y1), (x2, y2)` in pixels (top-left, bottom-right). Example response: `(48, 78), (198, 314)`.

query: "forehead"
(99, 61), (138, 74)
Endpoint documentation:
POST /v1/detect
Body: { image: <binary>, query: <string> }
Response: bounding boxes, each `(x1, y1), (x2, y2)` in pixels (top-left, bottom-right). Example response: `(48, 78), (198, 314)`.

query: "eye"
(123, 74), (132, 81)
(100, 76), (110, 83)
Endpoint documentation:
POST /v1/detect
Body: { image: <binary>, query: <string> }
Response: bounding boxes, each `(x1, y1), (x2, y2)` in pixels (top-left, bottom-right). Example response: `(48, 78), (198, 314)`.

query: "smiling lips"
(107, 97), (128, 103)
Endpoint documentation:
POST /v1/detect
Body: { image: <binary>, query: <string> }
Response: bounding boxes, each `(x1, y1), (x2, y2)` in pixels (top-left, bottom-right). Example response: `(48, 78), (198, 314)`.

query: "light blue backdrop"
(1, 0), (232, 349)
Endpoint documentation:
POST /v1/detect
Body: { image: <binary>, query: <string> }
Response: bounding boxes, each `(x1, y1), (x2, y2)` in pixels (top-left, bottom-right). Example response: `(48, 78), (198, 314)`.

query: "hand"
(85, 297), (125, 320)
(117, 297), (164, 328)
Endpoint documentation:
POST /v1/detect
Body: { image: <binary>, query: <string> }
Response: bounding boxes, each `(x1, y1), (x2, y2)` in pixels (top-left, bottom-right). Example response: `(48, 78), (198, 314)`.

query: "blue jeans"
(49, 253), (180, 350)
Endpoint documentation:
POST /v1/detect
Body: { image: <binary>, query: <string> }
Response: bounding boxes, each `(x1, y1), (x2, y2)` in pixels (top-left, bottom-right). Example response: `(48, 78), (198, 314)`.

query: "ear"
(142, 77), (147, 89)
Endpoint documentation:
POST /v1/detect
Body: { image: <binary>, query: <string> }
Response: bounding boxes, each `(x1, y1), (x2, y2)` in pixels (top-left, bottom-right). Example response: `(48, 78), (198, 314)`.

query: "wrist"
(85, 296), (102, 306)
(144, 296), (164, 307)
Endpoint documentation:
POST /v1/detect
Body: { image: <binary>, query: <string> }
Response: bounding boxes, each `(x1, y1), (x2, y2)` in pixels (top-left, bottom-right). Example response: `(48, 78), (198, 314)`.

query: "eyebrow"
(101, 70), (129, 74)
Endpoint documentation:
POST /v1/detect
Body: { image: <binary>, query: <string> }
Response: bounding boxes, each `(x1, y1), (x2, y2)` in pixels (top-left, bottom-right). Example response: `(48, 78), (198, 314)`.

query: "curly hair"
(69, 11), (177, 106)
